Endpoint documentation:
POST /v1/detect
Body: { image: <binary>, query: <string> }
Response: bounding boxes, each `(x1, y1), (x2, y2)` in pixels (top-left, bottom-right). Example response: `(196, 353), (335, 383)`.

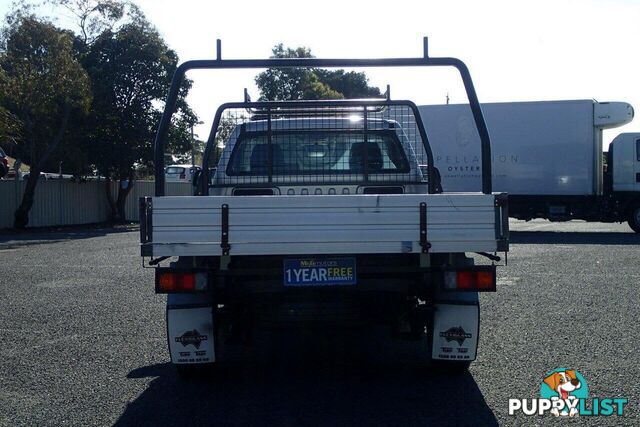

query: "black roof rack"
(153, 37), (492, 196)
(241, 85), (393, 118)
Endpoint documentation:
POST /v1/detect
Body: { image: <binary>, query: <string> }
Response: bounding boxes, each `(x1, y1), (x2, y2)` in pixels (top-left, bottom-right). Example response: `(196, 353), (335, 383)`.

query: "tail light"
(156, 269), (208, 293)
(444, 267), (496, 292)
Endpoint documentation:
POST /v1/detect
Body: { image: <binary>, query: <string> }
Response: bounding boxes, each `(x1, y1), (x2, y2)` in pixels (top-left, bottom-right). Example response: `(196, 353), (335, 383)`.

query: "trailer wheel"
(628, 205), (640, 233)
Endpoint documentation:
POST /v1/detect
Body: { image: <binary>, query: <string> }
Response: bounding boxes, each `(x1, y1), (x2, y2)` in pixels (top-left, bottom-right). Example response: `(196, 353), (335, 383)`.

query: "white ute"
(139, 39), (510, 377)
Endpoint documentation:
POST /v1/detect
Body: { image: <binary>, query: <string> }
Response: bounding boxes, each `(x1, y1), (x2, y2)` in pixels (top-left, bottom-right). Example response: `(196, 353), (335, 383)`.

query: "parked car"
(21, 172), (46, 180)
(0, 147), (8, 179)
(165, 164), (201, 182)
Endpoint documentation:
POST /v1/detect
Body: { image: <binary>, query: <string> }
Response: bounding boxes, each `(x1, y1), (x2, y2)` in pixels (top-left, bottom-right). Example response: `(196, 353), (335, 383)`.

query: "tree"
(50, 0), (192, 183)
(255, 44), (381, 101)
(209, 115), (238, 164)
(0, 14), (91, 228)
(82, 20), (195, 221)
(49, 0), (143, 46)
(0, 105), (22, 147)
(314, 69), (381, 99)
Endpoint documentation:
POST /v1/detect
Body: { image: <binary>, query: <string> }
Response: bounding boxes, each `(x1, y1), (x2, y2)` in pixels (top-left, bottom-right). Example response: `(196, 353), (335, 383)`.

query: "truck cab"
(609, 133), (640, 231)
(611, 133), (640, 193)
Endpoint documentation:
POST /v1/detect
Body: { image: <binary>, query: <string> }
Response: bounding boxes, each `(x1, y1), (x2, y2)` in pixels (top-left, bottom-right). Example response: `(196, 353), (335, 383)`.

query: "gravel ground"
(0, 219), (638, 426)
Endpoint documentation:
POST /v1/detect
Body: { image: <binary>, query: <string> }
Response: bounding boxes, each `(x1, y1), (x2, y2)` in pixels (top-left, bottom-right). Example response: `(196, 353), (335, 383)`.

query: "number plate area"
(283, 258), (356, 287)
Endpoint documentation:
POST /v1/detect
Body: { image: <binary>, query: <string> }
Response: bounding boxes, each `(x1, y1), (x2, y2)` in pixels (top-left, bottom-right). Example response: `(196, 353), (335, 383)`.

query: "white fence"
(0, 180), (192, 229)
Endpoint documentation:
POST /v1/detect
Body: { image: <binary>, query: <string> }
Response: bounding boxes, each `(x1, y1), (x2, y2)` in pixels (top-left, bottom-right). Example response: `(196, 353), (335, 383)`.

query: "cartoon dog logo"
(543, 369), (582, 417)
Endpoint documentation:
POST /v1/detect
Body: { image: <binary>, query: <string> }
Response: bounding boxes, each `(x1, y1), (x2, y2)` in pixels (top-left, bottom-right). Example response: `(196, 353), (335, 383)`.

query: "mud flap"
(431, 303), (479, 362)
(167, 307), (215, 364)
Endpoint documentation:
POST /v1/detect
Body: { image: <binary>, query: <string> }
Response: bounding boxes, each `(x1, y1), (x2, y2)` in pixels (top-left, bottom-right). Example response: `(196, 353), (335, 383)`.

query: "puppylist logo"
(509, 368), (628, 417)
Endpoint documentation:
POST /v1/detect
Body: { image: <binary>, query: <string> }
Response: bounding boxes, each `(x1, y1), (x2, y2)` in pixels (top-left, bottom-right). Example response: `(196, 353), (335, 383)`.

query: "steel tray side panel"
(149, 194), (500, 256)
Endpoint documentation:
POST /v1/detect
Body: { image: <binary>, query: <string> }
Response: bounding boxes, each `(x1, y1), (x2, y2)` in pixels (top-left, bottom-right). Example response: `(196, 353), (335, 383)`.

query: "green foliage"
(255, 44), (381, 101)
(0, 1), (197, 225)
(0, 105), (22, 146)
(48, 0), (144, 45)
(210, 115), (238, 163)
(302, 72), (343, 100)
(82, 20), (195, 181)
(255, 44), (316, 101)
(0, 13), (92, 227)
(0, 14), (91, 169)
(314, 69), (381, 99)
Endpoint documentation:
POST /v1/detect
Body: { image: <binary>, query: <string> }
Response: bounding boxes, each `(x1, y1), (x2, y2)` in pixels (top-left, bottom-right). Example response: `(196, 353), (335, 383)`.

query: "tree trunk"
(116, 171), (134, 222)
(104, 171), (135, 223)
(105, 177), (118, 221)
(13, 105), (71, 229)
(13, 168), (40, 229)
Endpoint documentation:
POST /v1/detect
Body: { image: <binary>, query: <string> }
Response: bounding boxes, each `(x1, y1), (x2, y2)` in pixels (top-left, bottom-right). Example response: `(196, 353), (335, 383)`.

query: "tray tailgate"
(143, 193), (507, 256)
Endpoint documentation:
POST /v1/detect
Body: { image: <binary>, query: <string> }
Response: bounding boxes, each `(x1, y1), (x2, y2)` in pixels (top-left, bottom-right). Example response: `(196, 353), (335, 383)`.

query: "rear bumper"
(165, 290), (481, 364)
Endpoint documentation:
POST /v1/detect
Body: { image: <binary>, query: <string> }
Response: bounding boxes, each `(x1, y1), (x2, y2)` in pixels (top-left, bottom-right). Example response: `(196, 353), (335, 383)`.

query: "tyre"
(431, 360), (472, 374)
(175, 362), (215, 380)
(627, 205), (640, 233)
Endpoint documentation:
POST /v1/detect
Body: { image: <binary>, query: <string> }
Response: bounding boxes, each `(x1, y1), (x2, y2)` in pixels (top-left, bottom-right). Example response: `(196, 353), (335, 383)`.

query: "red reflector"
(181, 273), (195, 290)
(158, 272), (178, 292)
(157, 272), (198, 292)
(456, 271), (474, 289)
(447, 269), (496, 291)
(476, 271), (495, 289)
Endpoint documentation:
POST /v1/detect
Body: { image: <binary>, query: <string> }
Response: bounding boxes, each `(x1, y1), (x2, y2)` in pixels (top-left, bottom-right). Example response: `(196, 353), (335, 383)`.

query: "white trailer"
(418, 100), (640, 231)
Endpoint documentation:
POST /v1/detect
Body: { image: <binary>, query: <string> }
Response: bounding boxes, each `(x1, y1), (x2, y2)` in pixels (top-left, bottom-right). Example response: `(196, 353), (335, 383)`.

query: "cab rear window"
(226, 130), (409, 176)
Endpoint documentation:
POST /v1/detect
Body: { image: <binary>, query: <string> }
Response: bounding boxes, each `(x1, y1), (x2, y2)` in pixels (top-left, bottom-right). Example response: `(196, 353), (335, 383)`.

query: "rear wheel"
(627, 205), (640, 233)
(175, 362), (215, 380)
(431, 360), (471, 374)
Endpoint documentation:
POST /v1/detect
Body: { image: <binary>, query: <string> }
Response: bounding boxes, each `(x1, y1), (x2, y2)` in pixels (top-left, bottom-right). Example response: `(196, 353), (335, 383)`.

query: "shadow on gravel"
(0, 225), (135, 247)
(511, 231), (640, 245)
(116, 332), (497, 426)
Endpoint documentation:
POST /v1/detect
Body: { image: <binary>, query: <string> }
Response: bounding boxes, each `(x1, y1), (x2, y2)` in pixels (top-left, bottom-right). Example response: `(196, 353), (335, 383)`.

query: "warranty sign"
(284, 258), (356, 286)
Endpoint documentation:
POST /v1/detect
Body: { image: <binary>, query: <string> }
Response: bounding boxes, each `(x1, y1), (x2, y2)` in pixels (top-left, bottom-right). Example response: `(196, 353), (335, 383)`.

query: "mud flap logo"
(432, 304), (478, 361)
(175, 329), (208, 349)
(439, 326), (472, 346)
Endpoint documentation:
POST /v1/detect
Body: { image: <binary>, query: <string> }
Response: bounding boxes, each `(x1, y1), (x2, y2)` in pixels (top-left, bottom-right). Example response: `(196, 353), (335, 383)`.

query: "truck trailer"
(418, 100), (640, 231)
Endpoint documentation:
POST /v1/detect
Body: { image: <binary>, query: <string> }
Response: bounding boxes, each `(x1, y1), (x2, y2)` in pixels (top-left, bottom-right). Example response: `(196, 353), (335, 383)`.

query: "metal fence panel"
(123, 181), (193, 221)
(0, 179), (191, 229)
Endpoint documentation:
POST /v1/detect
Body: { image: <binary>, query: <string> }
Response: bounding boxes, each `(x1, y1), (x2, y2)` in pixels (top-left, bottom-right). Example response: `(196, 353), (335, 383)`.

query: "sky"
(1, 0), (639, 146)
